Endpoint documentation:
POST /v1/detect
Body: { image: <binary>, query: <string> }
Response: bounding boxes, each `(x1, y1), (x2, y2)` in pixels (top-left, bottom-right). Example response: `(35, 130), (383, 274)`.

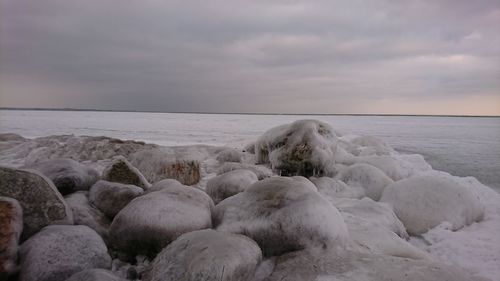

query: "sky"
(1, 0), (499, 115)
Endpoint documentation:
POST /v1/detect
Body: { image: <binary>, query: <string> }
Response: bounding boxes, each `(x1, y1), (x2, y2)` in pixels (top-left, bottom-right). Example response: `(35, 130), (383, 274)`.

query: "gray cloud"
(1, 0), (499, 114)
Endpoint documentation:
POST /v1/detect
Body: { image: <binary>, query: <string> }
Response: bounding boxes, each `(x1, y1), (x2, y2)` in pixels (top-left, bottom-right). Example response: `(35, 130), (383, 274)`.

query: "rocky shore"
(1, 120), (499, 281)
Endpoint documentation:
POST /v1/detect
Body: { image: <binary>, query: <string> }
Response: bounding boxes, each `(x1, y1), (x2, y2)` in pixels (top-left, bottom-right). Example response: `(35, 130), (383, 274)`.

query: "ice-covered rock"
(143, 229), (262, 281)
(109, 185), (213, 256)
(336, 163), (393, 201)
(216, 148), (243, 163)
(89, 180), (143, 218)
(147, 178), (185, 193)
(263, 249), (485, 281)
(0, 133), (26, 152)
(0, 197), (23, 277)
(206, 169), (258, 204)
(310, 177), (365, 200)
(350, 135), (395, 156)
(102, 156), (150, 189)
(24, 158), (99, 195)
(0, 166), (73, 239)
(353, 154), (431, 181)
(255, 120), (339, 177)
(244, 142), (256, 154)
(217, 162), (273, 180)
(130, 148), (202, 185)
(66, 269), (126, 281)
(380, 171), (485, 235)
(214, 176), (348, 256)
(64, 191), (110, 240)
(19, 225), (111, 281)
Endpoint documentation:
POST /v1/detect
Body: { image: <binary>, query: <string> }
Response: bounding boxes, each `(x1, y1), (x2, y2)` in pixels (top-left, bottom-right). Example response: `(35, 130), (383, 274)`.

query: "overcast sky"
(1, 0), (499, 115)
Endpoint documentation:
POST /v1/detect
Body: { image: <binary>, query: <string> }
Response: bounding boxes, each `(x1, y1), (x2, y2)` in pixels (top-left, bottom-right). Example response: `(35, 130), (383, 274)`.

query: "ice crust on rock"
(214, 176), (348, 256)
(24, 158), (99, 195)
(102, 156), (150, 189)
(255, 120), (339, 177)
(66, 269), (126, 281)
(263, 249), (487, 281)
(336, 163), (393, 201)
(216, 147), (244, 163)
(143, 229), (262, 281)
(310, 177), (365, 200)
(147, 178), (185, 193)
(109, 185), (213, 256)
(64, 191), (110, 241)
(0, 166), (73, 239)
(89, 180), (144, 218)
(19, 225), (111, 281)
(206, 169), (258, 204)
(380, 171), (485, 235)
(0, 197), (23, 277)
(217, 162), (273, 180)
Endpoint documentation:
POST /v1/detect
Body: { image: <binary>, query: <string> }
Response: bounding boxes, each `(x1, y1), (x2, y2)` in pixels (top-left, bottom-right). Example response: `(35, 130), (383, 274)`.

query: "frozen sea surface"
(1, 110), (499, 191)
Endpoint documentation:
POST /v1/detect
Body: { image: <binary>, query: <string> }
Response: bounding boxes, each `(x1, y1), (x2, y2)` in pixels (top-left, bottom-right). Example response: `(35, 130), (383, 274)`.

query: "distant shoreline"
(0, 107), (498, 118)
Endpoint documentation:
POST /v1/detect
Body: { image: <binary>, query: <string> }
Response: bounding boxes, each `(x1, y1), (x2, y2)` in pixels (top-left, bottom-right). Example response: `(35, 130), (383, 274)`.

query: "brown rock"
(163, 160), (200, 186)
(102, 156), (150, 189)
(0, 197), (23, 277)
(0, 166), (73, 240)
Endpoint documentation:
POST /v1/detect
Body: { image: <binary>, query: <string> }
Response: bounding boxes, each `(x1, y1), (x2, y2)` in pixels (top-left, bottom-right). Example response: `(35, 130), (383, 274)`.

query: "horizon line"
(0, 107), (499, 118)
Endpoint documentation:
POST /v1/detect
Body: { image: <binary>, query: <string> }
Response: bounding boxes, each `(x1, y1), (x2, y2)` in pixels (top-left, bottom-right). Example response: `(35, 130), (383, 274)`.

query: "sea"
(1, 109), (499, 191)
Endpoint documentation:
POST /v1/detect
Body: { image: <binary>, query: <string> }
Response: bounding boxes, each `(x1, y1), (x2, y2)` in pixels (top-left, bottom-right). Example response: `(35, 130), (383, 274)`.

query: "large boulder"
(89, 180), (143, 218)
(263, 250), (486, 281)
(336, 163), (393, 201)
(310, 177), (365, 200)
(25, 158), (99, 195)
(66, 269), (126, 281)
(147, 178), (185, 193)
(109, 185), (213, 257)
(101, 156), (150, 189)
(0, 197), (23, 277)
(214, 176), (348, 256)
(143, 230), (262, 281)
(255, 120), (340, 177)
(64, 192), (110, 241)
(380, 171), (485, 235)
(19, 225), (111, 281)
(206, 169), (258, 204)
(0, 166), (73, 239)
(217, 163), (273, 180)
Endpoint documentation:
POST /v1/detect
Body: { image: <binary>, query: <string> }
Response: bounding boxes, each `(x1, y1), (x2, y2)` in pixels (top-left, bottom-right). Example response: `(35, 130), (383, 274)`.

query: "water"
(1, 110), (499, 190)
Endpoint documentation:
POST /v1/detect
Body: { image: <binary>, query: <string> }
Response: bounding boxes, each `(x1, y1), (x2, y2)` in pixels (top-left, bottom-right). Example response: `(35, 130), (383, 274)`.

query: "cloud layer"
(1, 0), (499, 114)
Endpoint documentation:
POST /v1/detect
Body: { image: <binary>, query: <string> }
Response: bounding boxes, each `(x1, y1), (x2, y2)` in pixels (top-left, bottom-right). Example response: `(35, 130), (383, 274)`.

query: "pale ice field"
(1, 109), (499, 191)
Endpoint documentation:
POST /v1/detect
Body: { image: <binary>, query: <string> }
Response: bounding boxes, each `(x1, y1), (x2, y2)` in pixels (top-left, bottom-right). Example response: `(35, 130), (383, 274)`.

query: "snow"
(380, 171), (485, 235)
(214, 176), (349, 256)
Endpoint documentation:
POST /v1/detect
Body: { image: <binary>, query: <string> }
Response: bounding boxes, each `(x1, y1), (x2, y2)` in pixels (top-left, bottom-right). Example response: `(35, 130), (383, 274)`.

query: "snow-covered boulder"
(217, 163), (273, 180)
(353, 154), (431, 181)
(310, 177), (365, 200)
(214, 176), (348, 256)
(19, 225), (111, 281)
(255, 120), (339, 177)
(206, 169), (258, 204)
(350, 135), (395, 156)
(244, 142), (256, 154)
(336, 163), (393, 201)
(216, 148), (243, 163)
(0, 166), (73, 239)
(143, 230), (262, 281)
(109, 185), (213, 256)
(264, 250), (485, 281)
(24, 158), (99, 195)
(89, 180), (143, 218)
(380, 171), (485, 235)
(0, 197), (23, 277)
(102, 156), (150, 189)
(66, 269), (126, 281)
(65, 192), (110, 241)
